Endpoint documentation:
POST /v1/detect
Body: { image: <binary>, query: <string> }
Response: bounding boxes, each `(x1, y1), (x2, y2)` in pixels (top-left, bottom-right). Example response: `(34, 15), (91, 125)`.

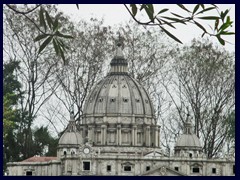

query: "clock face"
(83, 147), (90, 154)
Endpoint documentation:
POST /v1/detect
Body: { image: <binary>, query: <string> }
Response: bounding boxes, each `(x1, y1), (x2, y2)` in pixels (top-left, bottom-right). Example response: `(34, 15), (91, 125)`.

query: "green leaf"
(215, 19), (219, 31)
(193, 4), (200, 15)
(219, 22), (230, 31)
(59, 46), (66, 64)
(216, 34), (225, 45)
(52, 38), (59, 56)
(130, 4), (138, 17)
(193, 20), (207, 32)
(157, 8), (169, 15)
(170, 13), (184, 18)
(140, 4), (145, 11)
(38, 36), (53, 54)
(34, 34), (48, 42)
(177, 4), (191, 12)
(144, 5), (154, 22)
(159, 19), (176, 29)
(147, 4), (154, 14)
(55, 31), (73, 39)
(161, 16), (186, 24)
(39, 7), (46, 31)
(220, 31), (235, 35)
(76, 4), (79, 10)
(53, 19), (59, 32)
(221, 9), (229, 21)
(200, 4), (205, 9)
(45, 11), (53, 29)
(160, 26), (182, 44)
(196, 7), (216, 15)
(198, 16), (220, 20)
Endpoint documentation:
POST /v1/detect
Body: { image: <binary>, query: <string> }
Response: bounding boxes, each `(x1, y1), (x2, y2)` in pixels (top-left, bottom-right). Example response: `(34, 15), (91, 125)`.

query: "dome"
(174, 119), (202, 151)
(83, 41), (155, 123)
(79, 40), (160, 149)
(59, 132), (82, 145)
(83, 75), (154, 118)
(58, 112), (83, 147)
(175, 134), (202, 150)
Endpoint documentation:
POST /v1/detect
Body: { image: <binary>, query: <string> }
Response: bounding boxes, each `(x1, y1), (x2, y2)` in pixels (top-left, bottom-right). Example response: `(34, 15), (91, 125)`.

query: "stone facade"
(6, 41), (235, 176)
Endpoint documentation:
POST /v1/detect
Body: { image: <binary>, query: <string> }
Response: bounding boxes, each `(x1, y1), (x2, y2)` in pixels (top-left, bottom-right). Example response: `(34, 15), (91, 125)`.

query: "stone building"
(7, 42), (235, 176)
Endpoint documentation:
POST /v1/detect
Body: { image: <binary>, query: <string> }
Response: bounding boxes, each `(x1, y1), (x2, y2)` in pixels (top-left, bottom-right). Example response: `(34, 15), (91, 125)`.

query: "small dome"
(59, 132), (82, 145)
(175, 134), (202, 150)
(58, 111), (83, 146)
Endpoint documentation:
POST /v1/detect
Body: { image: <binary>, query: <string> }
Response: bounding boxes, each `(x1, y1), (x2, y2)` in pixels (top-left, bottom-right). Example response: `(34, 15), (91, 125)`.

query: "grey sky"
(57, 4), (235, 52)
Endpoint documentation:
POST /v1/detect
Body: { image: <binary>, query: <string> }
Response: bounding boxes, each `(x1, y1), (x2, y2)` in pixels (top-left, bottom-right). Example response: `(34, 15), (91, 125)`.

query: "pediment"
(141, 166), (187, 176)
(144, 150), (166, 157)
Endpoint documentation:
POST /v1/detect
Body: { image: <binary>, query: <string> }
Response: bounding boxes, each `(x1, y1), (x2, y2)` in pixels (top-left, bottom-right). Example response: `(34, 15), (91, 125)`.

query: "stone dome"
(83, 75), (154, 117)
(175, 134), (202, 150)
(59, 132), (82, 146)
(174, 119), (202, 151)
(83, 41), (155, 124)
(58, 113), (83, 147)
(78, 41), (160, 149)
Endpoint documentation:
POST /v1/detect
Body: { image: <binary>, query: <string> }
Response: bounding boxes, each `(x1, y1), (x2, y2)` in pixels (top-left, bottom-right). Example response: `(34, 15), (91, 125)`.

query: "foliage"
(6, 4), (73, 64)
(126, 4), (234, 45)
(4, 4), (234, 64)
(164, 39), (235, 157)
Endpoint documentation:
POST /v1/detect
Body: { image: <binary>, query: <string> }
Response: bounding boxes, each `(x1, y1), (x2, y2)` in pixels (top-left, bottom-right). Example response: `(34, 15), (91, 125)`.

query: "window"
(123, 98), (128, 102)
(212, 168), (216, 174)
(107, 165), (111, 172)
(192, 167), (200, 173)
(124, 166), (131, 171)
(175, 167), (179, 171)
(146, 166), (150, 171)
(99, 98), (103, 102)
(63, 151), (67, 156)
(233, 165), (235, 174)
(26, 171), (32, 176)
(189, 153), (192, 158)
(122, 85), (127, 88)
(110, 98), (116, 102)
(136, 99), (140, 102)
(83, 161), (90, 171)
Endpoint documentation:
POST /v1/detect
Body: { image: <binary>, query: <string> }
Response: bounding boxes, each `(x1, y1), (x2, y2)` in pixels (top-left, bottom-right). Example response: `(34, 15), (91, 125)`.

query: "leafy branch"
(125, 4), (234, 45)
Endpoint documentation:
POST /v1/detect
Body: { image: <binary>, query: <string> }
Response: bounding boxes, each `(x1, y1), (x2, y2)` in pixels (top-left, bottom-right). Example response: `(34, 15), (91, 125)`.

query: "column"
(155, 126), (158, 147)
(158, 126), (160, 147)
(131, 126), (135, 146)
(117, 124), (121, 145)
(146, 126), (150, 146)
(134, 126), (138, 146)
(132, 125), (137, 146)
(101, 125), (105, 145)
(88, 125), (92, 143)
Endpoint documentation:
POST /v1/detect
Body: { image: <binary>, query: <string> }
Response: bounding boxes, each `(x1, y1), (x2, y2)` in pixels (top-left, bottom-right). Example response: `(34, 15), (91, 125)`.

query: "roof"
(22, 156), (57, 162)
(58, 131), (82, 145)
(175, 134), (202, 149)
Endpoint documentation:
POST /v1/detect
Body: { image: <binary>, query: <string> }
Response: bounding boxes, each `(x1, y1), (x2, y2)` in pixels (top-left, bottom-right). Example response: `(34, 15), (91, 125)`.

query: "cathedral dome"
(175, 134), (201, 150)
(80, 40), (160, 149)
(83, 42), (155, 123)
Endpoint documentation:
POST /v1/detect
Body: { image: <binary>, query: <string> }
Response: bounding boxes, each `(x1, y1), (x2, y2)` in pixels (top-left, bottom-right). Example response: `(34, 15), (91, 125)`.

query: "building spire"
(109, 34), (128, 74)
(67, 105), (76, 132)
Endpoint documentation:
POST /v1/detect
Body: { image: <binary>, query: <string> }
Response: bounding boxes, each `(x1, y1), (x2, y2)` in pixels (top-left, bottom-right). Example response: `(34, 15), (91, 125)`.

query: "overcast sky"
(57, 4), (235, 52)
